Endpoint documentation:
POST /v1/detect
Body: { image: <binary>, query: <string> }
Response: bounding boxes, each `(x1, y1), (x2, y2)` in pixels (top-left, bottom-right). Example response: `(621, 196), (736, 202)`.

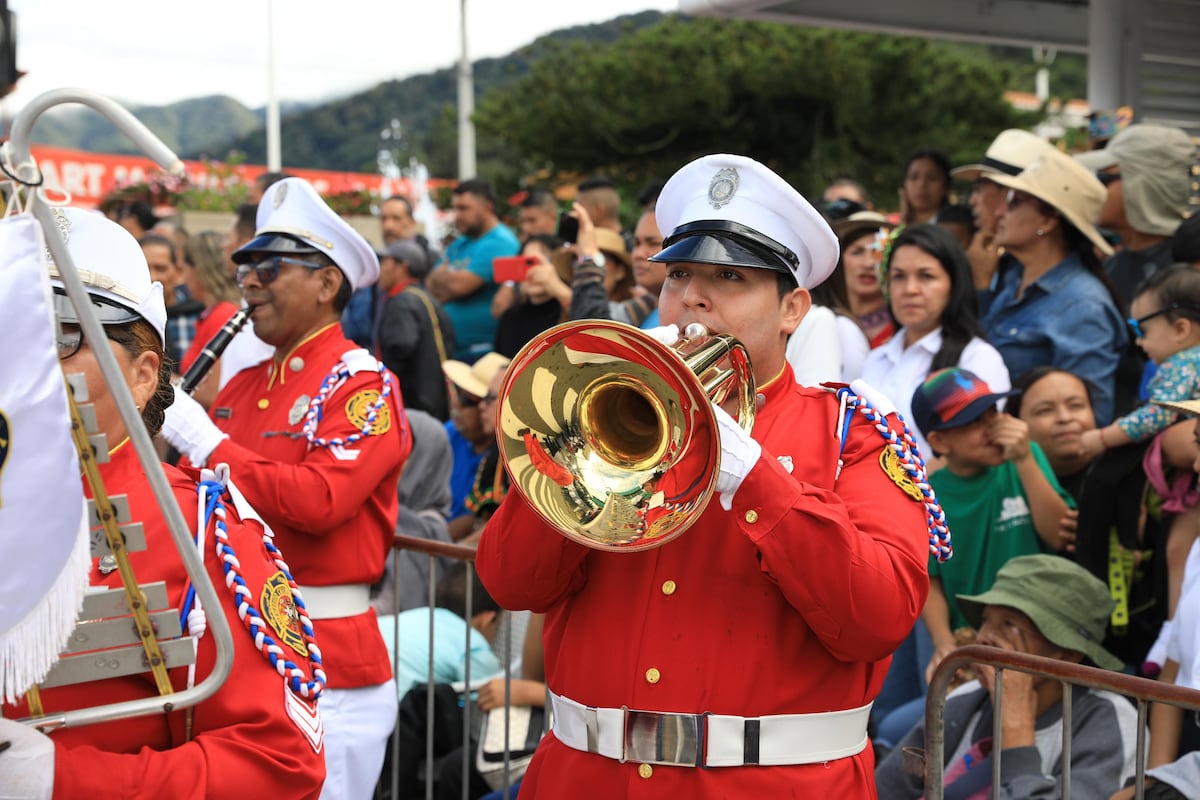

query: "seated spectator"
(1005, 366), (1099, 502)
(442, 353), (510, 541)
(876, 554), (1140, 799)
(379, 563), (504, 698)
(461, 366), (510, 546)
(982, 146), (1127, 425)
(862, 223), (1010, 464)
(912, 368), (1074, 682)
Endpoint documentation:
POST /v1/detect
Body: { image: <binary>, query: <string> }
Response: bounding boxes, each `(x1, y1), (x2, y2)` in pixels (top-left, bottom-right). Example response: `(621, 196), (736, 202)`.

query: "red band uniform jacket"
(206, 323), (410, 687)
(476, 365), (932, 798)
(4, 443), (326, 799)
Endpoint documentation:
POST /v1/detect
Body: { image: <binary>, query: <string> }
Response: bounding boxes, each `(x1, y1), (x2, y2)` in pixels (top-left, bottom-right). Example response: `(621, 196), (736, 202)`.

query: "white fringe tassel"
(1, 514), (90, 704)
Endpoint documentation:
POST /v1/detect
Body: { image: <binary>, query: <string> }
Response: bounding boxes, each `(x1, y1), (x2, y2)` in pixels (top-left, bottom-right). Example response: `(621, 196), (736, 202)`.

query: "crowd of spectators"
(112, 122), (1200, 798)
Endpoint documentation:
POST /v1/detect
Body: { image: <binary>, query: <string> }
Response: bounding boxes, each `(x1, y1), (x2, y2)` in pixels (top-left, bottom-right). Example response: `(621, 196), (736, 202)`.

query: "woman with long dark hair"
(861, 223), (1010, 462)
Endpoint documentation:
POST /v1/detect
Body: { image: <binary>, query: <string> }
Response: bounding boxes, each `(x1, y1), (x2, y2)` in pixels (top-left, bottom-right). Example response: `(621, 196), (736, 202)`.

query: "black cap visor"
(232, 232), (321, 264)
(650, 220), (798, 284)
(52, 288), (140, 327)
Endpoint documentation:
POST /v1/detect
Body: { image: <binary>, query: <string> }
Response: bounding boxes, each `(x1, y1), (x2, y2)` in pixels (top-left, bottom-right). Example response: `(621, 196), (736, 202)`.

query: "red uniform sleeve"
(50, 505), (325, 798)
(733, 413), (932, 663)
(210, 370), (410, 536)
(475, 492), (590, 613)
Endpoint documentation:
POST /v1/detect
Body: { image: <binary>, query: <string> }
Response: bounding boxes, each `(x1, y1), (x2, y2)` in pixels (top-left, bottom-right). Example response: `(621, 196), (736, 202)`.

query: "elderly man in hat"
(1076, 124), (1197, 307)
(373, 239), (455, 421)
(162, 178), (411, 800)
(476, 154), (940, 797)
(876, 554), (1141, 799)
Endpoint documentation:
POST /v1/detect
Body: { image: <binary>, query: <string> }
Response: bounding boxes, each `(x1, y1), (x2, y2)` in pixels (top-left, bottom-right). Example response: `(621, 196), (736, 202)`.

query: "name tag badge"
(214, 407), (233, 420)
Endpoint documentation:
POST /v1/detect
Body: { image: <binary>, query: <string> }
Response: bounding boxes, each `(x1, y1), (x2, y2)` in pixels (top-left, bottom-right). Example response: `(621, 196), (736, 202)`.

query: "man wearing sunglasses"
(1076, 124), (1196, 309)
(162, 177), (412, 800)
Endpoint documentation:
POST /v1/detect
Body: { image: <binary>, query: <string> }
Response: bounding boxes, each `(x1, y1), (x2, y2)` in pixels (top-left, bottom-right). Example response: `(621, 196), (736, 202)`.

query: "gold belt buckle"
(622, 708), (706, 767)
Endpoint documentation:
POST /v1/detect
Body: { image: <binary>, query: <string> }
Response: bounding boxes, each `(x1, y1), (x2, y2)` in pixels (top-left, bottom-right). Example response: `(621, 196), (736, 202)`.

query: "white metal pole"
(266, 0), (282, 171)
(457, 0), (476, 179)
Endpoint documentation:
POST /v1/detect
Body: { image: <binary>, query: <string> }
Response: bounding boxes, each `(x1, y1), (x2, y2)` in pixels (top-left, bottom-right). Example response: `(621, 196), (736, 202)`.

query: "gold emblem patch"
(345, 390), (391, 435)
(261, 571), (308, 656)
(879, 447), (923, 502)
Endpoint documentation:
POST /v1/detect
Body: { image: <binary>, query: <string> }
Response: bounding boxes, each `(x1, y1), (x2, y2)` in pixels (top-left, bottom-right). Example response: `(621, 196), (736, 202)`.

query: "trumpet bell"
(497, 320), (753, 552)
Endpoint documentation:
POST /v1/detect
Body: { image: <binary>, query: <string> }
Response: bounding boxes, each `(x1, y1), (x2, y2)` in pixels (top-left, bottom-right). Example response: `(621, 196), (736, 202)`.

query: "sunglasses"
(1127, 304), (1200, 339)
(55, 323), (136, 361)
(1004, 189), (1037, 211)
(1096, 172), (1122, 186)
(235, 255), (328, 287)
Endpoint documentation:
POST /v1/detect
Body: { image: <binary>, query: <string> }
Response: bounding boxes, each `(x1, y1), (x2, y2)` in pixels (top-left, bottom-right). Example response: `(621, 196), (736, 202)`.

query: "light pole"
(265, 0), (282, 171)
(457, 0), (476, 179)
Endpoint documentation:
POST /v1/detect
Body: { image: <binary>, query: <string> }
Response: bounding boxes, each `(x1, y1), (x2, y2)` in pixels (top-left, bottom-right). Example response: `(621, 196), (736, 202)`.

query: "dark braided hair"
(105, 318), (174, 437)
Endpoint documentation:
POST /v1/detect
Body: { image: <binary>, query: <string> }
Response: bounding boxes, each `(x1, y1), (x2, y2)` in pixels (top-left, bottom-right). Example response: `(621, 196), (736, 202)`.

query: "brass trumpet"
(497, 320), (754, 551)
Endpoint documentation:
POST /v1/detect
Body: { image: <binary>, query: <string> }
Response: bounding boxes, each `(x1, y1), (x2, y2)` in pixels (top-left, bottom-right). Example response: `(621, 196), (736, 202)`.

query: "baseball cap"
(911, 367), (1020, 437)
(651, 154), (838, 290)
(378, 240), (430, 278)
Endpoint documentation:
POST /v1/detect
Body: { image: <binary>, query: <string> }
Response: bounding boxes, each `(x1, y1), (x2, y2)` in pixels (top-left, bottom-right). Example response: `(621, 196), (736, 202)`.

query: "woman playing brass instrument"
(0, 208), (324, 799)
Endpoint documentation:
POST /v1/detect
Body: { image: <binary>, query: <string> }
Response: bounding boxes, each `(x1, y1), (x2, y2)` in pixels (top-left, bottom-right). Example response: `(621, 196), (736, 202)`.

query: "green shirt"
(929, 442), (1075, 630)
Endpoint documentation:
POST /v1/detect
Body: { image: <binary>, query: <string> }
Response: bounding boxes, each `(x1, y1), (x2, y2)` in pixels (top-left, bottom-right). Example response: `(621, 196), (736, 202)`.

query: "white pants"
(319, 681), (399, 800)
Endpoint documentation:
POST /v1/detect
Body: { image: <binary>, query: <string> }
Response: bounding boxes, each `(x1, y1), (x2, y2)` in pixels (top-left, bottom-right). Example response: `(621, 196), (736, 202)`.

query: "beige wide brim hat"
(1153, 398), (1200, 416)
(442, 351), (511, 398)
(952, 129), (1057, 183)
(989, 150), (1115, 257)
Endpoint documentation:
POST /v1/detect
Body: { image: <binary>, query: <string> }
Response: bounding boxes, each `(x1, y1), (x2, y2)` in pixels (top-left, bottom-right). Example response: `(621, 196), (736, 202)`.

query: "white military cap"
(650, 154), (838, 289)
(45, 206), (167, 343)
(233, 177), (380, 290)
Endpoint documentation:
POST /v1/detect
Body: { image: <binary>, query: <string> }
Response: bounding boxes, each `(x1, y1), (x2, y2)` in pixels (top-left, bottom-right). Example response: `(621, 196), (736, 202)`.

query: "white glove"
(712, 402), (761, 511)
(643, 324), (680, 347)
(161, 384), (228, 466)
(0, 718), (55, 800)
(849, 378), (899, 419)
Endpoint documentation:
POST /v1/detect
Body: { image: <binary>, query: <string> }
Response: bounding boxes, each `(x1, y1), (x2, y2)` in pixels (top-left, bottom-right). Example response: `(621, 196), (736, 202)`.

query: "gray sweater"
(875, 680), (1140, 799)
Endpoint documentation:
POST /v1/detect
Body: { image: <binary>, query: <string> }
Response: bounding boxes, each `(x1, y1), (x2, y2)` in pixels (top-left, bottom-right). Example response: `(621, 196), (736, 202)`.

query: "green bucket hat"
(956, 554), (1123, 671)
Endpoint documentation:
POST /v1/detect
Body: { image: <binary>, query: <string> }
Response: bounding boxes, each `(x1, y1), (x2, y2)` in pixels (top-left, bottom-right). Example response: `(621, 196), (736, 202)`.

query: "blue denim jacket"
(983, 252), (1127, 425)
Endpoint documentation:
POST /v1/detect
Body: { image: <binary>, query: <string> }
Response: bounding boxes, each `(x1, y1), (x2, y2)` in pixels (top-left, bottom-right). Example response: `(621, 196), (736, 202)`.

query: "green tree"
(474, 17), (1038, 208)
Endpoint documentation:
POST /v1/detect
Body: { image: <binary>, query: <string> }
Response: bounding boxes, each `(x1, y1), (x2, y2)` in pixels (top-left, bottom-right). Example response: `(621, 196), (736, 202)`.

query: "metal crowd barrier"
(377, 533), (531, 800)
(910, 644), (1200, 800)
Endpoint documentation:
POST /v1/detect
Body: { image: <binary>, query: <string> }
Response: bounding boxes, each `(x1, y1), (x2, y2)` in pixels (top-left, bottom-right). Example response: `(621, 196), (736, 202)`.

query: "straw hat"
(988, 149), (1115, 256)
(442, 352), (510, 399)
(831, 211), (893, 248)
(951, 129), (1057, 182)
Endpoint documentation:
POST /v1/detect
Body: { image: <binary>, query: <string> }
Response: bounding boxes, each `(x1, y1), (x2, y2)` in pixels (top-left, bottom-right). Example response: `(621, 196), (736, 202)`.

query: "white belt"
(296, 583), (371, 620)
(549, 690), (870, 768)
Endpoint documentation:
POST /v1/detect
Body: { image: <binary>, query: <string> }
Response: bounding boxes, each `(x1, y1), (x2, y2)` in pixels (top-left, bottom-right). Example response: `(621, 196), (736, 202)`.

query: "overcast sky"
(3, 0), (678, 114)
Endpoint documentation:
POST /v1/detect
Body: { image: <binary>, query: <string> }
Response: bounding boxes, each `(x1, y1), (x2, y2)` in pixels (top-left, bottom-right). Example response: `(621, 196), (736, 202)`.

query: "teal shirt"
(378, 607), (503, 697)
(929, 442), (1075, 630)
(441, 224), (520, 360)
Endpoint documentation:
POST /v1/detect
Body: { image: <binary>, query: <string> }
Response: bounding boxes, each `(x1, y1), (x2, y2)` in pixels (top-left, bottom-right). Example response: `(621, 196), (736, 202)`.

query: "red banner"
(24, 144), (435, 209)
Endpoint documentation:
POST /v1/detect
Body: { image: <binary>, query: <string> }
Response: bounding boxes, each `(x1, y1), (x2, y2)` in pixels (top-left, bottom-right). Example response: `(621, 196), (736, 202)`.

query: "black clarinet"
(180, 306), (254, 395)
